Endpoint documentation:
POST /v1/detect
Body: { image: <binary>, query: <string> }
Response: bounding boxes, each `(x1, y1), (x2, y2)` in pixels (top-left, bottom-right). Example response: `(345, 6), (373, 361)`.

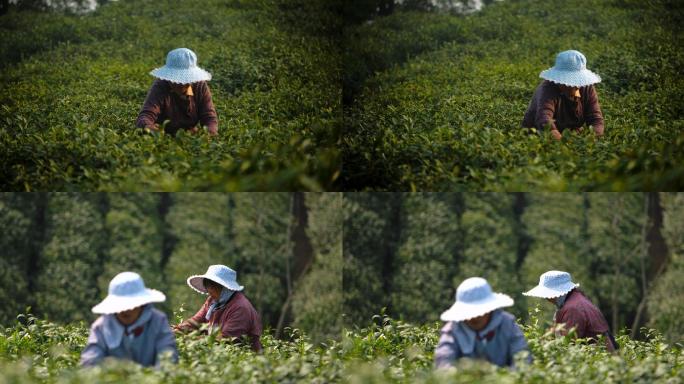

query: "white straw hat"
(440, 277), (514, 322)
(539, 50), (601, 87)
(187, 265), (244, 294)
(150, 48), (212, 84)
(523, 270), (580, 299)
(92, 272), (165, 314)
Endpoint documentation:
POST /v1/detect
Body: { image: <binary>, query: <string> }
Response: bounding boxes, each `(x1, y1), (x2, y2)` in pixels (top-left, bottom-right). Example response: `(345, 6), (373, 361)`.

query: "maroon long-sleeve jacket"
(136, 79), (218, 135)
(522, 80), (604, 134)
(180, 292), (262, 352)
(555, 289), (616, 351)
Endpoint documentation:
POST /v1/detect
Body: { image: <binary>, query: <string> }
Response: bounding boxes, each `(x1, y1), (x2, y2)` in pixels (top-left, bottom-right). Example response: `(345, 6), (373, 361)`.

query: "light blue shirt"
(80, 305), (178, 367)
(434, 310), (530, 368)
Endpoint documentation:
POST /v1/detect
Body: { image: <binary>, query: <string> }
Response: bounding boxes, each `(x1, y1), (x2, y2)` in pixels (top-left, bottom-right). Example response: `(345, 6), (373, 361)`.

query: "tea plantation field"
(0, 0), (341, 191)
(1, 310), (682, 383)
(343, 0), (683, 191)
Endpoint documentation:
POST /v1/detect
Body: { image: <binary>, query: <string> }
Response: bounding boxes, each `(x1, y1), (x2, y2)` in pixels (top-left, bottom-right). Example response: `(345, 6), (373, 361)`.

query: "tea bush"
(343, 0), (684, 191)
(0, 311), (344, 383)
(339, 309), (683, 383)
(0, 0), (341, 191)
(1, 308), (682, 383)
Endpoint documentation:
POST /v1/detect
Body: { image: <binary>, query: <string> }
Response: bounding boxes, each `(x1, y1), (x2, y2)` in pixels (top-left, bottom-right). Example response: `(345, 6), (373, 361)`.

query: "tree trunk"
(512, 193), (531, 271)
(157, 193), (177, 270)
(583, 193), (601, 281)
(382, 193), (403, 304)
(630, 193), (670, 338)
(26, 193), (48, 313)
(610, 197), (623, 333)
(291, 192), (313, 282)
(276, 193), (313, 338)
(646, 193), (668, 280)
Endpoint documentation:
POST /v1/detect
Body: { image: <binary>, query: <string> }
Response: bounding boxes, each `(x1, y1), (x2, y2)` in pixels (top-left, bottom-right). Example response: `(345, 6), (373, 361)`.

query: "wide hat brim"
(92, 289), (165, 314)
(540, 68), (601, 87)
(150, 66), (212, 84)
(187, 274), (244, 295)
(523, 282), (579, 299)
(440, 293), (514, 322)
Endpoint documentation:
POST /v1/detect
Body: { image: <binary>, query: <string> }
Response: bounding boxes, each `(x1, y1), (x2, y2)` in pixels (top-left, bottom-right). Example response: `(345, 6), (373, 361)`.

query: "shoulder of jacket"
(90, 315), (107, 330)
(440, 321), (455, 334)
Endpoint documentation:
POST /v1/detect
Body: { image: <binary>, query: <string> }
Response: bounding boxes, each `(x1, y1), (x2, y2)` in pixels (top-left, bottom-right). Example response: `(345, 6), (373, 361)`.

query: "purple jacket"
(555, 289), (616, 351)
(136, 79), (218, 135)
(522, 80), (604, 134)
(179, 292), (263, 352)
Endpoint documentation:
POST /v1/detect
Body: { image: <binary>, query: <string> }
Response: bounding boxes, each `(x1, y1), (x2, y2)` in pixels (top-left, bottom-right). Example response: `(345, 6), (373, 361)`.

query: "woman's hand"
(550, 129), (562, 140)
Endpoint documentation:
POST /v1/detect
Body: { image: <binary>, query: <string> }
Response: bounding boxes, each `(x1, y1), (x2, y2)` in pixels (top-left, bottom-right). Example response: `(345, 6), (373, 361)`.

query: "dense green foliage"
(0, 0), (341, 191)
(0, 193), (342, 342)
(0, 312), (344, 383)
(1, 309), (682, 383)
(344, 192), (684, 344)
(340, 310), (683, 383)
(342, 0), (684, 190)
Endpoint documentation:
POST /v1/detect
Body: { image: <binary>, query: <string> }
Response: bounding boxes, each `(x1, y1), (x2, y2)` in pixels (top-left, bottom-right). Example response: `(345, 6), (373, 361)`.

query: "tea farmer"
(521, 50), (604, 140)
(523, 270), (618, 351)
(136, 48), (218, 136)
(435, 277), (530, 369)
(80, 272), (178, 367)
(174, 265), (263, 352)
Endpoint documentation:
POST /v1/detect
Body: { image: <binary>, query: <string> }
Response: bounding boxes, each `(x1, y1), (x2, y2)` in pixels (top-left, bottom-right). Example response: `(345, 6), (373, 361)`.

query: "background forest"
(343, 192), (684, 344)
(0, 192), (343, 342)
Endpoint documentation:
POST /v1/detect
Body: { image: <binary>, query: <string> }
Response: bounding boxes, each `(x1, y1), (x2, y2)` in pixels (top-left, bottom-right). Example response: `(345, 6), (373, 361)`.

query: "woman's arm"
(154, 313), (179, 365)
(196, 82), (218, 135)
(584, 86), (605, 136)
(434, 323), (459, 369)
(80, 323), (107, 366)
(136, 80), (165, 130)
(174, 298), (210, 332)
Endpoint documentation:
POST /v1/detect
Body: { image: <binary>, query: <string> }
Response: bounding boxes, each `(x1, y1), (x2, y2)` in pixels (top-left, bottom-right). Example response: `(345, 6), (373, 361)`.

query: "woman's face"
(170, 82), (191, 96)
(206, 283), (222, 301)
(558, 84), (581, 99)
(464, 311), (492, 331)
(115, 306), (143, 326)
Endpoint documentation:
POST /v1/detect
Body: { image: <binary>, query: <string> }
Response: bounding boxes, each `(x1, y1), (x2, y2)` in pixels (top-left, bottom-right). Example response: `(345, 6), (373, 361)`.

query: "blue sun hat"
(539, 50), (601, 87)
(523, 270), (580, 299)
(92, 272), (166, 314)
(150, 48), (212, 84)
(187, 265), (245, 294)
(440, 277), (514, 322)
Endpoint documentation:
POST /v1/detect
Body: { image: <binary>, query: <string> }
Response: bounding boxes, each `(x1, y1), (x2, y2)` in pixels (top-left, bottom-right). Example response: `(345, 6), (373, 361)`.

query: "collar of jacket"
(102, 305), (153, 350)
(452, 309), (504, 355)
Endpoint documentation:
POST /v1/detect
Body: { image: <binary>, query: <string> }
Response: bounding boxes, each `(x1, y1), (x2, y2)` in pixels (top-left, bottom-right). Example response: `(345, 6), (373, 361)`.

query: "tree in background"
(390, 193), (462, 322)
(342, 193), (401, 327)
(291, 193), (343, 342)
(35, 194), (107, 323)
(99, 193), (168, 311)
(520, 193), (593, 321)
(457, 193), (525, 314)
(164, 193), (235, 314)
(231, 193), (291, 332)
(0, 194), (33, 324)
(587, 194), (645, 333)
(647, 193), (683, 343)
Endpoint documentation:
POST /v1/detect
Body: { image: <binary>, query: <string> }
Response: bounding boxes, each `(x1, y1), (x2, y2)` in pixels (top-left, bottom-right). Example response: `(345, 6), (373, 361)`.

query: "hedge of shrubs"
(342, 0), (683, 191)
(1, 309), (682, 383)
(0, 0), (341, 191)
